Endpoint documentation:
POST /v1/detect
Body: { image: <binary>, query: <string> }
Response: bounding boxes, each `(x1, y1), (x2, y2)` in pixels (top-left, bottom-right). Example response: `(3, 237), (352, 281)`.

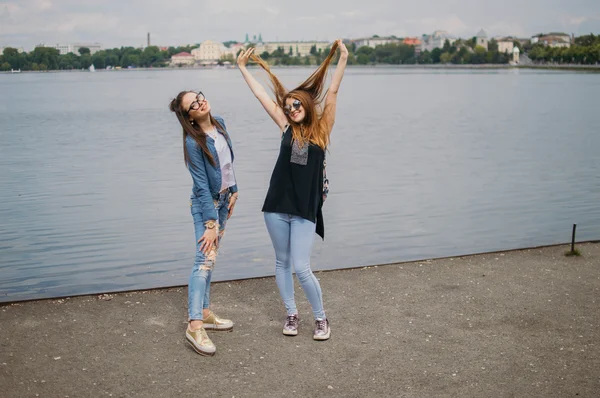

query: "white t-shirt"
(213, 131), (236, 192)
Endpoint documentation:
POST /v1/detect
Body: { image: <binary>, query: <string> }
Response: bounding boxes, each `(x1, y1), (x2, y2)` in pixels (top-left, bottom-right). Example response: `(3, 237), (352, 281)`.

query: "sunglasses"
(187, 91), (206, 113)
(283, 99), (302, 115)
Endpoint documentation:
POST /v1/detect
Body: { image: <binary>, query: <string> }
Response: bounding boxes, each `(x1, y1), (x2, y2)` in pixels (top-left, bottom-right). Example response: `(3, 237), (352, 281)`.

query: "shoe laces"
(315, 319), (328, 333)
(285, 315), (298, 328)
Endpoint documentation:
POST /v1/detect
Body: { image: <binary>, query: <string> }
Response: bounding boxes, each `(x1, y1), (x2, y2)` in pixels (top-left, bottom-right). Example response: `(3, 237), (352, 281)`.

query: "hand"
(228, 193), (238, 219)
(237, 47), (255, 68)
(336, 39), (348, 59)
(198, 226), (218, 254)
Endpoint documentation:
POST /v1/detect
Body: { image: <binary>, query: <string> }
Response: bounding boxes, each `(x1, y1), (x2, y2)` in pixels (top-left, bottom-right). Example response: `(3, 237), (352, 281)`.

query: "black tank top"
(262, 126), (325, 239)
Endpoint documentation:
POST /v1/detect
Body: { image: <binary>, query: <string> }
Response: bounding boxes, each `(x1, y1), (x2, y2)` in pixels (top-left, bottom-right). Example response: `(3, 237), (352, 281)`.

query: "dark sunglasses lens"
(293, 100), (301, 109)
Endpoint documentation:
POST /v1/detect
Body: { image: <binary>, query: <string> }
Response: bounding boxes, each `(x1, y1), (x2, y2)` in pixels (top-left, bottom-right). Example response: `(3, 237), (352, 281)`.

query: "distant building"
(532, 33), (571, 48)
(244, 33), (264, 46)
(224, 43), (245, 58)
(192, 40), (228, 63)
(512, 46), (520, 64)
(401, 37), (422, 55)
(255, 41), (331, 57)
(420, 31), (457, 52)
(403, 37), (422, 46)
(495, 37), (515, 54)
(353, 36), (400, 49)
(47, 43), (103, 55)
(170, 52), (195, 66)
(510, 38), (531, 49)
(476, 29), (488, 50)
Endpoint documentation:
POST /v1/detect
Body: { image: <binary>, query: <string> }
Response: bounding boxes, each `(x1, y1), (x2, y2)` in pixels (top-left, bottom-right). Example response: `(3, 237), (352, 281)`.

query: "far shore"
(3, 63), (600, 75)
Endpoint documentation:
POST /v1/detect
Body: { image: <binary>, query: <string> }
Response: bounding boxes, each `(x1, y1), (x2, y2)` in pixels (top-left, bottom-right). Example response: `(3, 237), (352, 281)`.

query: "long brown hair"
(169, 91), (224, 168)
(250, 41), (340, 149)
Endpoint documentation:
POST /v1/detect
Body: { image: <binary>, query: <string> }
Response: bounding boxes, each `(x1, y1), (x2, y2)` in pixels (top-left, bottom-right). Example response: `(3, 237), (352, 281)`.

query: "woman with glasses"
(169, 91), (238, 356)
(236, 39), (348, 341)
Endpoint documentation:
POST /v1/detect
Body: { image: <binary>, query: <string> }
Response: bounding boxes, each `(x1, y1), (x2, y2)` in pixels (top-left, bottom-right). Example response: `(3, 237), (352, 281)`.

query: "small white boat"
(10, 69), (21, 73)
(89, 64), (96, 72)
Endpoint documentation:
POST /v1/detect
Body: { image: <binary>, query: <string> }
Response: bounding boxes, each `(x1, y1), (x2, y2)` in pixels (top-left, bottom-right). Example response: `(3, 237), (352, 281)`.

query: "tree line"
(527, 34), (600, 64)
(0, 45), (197, 71)
(2, 34), (598, 71)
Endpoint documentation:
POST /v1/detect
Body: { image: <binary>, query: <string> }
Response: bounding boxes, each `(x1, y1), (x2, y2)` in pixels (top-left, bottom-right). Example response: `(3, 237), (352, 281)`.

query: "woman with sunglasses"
(237, 39), (348, 341)
(169, 91), (238, 356)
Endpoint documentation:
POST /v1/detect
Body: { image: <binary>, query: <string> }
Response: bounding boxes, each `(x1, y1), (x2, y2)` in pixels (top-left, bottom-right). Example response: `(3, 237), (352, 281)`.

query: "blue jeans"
(188, 192), (230, 321)
(263, 212), (326, 320)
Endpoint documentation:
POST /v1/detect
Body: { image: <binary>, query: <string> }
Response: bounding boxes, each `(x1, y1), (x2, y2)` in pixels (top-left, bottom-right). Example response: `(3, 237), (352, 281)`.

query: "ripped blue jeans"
(188, 192), (230, 321)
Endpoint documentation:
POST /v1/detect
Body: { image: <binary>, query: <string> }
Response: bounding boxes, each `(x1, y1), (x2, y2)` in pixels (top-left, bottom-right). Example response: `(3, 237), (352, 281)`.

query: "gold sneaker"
(203, 311), (234, 331)
(185, 327), (216, 356)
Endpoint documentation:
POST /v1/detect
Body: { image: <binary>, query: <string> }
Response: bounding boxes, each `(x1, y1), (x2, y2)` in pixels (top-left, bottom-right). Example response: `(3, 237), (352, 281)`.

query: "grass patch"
(564, 248), (582, 257)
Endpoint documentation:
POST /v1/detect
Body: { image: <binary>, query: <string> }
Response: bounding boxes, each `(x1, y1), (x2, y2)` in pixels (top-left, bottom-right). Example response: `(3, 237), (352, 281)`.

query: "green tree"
(440, 52), (452, 63)
(78, 47), (91, 55)
(3, 48), (24, 69)
(431, 48), (442, 63)
(1, 62), (11, 71)
(271, 46), (285, 57)
(418, 50), (432, 64)
(356, 53), (370, 65)
(452, 47), (471, 64)
(346, 53), (357, 65)
(31, 47), (60, 70)
(140, 46), (166, 67)
(59, 52), (81, 69)
(92, 51), (107, 69)
(442, 39), (451, 52)
(220, 54), (235, 63)
(528, 44), (546, 62)
(80, 54), (92, 68)
(488, 39), (499, 53)
(471, 46), (487, 64)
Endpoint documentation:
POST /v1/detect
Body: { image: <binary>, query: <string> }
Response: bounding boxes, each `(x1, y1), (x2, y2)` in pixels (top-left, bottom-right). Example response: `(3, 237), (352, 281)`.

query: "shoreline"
(2, 240), (597, 305)
(3, 63), (600, 75)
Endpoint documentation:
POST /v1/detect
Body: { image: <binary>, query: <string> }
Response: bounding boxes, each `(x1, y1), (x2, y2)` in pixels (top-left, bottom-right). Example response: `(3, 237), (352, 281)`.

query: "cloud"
(36, 0), (53, 11)
(56, 13), (120, 33)
(404, 15), (470, 36)
(264, 7), (279, 16)
(487, 22), (528, 38)
(1, 0), (600, 50)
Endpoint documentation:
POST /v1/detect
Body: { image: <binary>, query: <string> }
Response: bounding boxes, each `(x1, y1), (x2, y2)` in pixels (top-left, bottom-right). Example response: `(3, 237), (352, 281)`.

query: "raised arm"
(237, 48), (288, 130)
(323, 40), (348, 133)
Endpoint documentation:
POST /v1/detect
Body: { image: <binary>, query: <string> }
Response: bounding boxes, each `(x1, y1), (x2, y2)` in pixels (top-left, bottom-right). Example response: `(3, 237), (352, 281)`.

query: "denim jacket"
(186, 116), (238, 222)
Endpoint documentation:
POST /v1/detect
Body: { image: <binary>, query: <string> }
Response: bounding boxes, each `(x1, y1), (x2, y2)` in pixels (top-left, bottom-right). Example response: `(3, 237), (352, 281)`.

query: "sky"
(1, 0), (600, 50)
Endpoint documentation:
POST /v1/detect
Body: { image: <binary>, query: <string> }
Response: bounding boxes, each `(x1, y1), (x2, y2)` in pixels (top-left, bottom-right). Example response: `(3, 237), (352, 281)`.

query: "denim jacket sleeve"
(214, 115), (238, 194)
(186, 138), (218, 223)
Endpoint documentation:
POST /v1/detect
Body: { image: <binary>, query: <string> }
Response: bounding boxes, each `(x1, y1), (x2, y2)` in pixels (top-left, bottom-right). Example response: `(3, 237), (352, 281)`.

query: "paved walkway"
(1, 243), (599, 397)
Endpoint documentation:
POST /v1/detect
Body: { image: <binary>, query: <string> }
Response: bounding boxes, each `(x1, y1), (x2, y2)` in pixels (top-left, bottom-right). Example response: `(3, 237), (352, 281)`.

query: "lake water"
(1, 67), (599, 302)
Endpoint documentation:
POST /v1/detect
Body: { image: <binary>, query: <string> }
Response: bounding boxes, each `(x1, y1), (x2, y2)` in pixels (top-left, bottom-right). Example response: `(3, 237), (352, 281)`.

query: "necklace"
(206, 127), (217, 140)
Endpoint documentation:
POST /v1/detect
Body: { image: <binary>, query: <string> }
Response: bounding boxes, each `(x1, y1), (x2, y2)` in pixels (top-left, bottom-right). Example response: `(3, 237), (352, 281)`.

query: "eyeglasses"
(283, 99), (302, 115)
(187, 92), (206, 113)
